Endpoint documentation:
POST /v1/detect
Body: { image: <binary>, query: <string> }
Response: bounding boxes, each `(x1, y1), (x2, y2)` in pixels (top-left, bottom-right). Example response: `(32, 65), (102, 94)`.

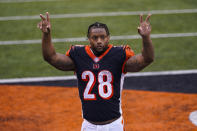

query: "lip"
(97, 46), (104, 50)
(97, 46), (102, 48)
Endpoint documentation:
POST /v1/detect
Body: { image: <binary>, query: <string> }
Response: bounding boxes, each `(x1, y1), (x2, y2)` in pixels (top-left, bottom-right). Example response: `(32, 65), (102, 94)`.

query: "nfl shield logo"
(94, 57), (99, 63)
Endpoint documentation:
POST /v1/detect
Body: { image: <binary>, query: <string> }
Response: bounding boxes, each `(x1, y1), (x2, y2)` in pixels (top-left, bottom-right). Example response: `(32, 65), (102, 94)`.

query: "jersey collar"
(85, 44), (113, 63)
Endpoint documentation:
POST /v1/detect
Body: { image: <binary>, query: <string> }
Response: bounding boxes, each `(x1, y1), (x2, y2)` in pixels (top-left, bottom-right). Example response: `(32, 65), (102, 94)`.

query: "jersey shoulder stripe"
(121, 45), (135, 73)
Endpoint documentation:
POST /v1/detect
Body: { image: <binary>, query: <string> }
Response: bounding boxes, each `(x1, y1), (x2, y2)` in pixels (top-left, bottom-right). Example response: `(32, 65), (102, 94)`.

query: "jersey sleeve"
(65, 45), (77, 73)
(65, 45), (75, 60)
(124, 45), (135, 60)
(122, 45), (135, 74)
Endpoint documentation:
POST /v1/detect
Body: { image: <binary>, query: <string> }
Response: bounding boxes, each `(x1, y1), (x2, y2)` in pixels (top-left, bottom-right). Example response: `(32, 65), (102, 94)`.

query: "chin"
(96, 48), (104, 52)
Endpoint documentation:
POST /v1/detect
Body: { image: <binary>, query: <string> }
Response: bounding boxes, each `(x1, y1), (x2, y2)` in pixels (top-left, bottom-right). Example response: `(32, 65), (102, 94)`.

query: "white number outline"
(98, 70), (114, 100)
(81, 70), (113, 100)
(81, 71), (96, 100)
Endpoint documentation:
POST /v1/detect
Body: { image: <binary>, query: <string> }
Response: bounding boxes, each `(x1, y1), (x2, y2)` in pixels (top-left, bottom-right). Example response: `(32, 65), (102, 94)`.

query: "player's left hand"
(138, 14), (151, 37)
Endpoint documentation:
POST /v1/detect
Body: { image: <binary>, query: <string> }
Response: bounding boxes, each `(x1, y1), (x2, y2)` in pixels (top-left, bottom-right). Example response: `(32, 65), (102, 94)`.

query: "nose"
(97, 37), (102, 44)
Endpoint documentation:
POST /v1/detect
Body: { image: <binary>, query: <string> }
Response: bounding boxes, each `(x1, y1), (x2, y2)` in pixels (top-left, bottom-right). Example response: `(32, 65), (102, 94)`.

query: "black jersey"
(66, 44), (134, 122)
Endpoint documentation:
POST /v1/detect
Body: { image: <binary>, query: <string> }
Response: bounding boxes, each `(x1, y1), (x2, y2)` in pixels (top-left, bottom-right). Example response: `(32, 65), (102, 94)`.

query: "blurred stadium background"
(0, 0), (197, 131)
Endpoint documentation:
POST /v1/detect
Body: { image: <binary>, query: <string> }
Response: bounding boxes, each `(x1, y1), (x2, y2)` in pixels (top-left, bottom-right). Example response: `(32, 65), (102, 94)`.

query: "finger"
(40, 14), (46, 21)
(39, 23), (42, 30)
(137, 26), (142, 31)
(145, 14), (151, 22)
(47, 24), (51, 29)
(37, 22), (42, 29)
(140, 14), (143, 23)
(137, 26), (142, 34)
(37, 23), (41, 29)
(46, 12), (50, 22)
(138, 26), (142, 30)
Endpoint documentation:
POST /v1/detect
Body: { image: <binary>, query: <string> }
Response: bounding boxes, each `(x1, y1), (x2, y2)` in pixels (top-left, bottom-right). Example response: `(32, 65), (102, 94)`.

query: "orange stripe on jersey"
(85, 44), (113, 63)
(66, 48), (71, 56)
(66, 45), (76, 56)
(85, 45), (94, 60)
(98, 44), (113, 60)
(122, 45), (135, 73)
(124, 45), (135, 61)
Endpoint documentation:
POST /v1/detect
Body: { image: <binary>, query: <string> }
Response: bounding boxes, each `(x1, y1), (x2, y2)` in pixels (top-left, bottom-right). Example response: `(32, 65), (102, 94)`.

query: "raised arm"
(125, 14), (154, 72)
(37, 12), (75, 71)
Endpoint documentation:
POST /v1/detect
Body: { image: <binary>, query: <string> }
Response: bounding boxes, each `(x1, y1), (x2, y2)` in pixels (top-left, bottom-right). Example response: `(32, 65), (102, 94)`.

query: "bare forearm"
(38, 12), (75, 71)
(125, 36), (154, 72)
(125, 14), (154, 72)
(41, 33), (75, 71)
(42, 32), (56, 62)
(141, 35), (154, 63)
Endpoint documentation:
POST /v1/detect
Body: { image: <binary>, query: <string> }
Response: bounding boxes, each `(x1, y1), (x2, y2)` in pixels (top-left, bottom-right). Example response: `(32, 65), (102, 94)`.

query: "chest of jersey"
(68, 45), (126, 122)
(73, 46), (125, 98)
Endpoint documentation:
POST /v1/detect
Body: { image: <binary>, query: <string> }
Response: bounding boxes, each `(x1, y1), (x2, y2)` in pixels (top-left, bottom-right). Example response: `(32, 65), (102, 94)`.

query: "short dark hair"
(87, 22), (110, 38)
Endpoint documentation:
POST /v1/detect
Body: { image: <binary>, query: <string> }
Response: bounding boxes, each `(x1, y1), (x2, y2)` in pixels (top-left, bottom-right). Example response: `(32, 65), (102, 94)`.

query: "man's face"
(88, 28), (110, 53)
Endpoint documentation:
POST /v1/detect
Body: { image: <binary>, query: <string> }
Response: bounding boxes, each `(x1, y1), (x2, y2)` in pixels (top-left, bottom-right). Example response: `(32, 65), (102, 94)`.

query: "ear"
(88, 37), (91, 42)
(106, 35), (110, 42)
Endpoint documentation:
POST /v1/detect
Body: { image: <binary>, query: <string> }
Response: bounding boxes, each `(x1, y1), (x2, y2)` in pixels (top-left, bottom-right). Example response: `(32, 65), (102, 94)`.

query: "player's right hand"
(37, 12), (51, 33)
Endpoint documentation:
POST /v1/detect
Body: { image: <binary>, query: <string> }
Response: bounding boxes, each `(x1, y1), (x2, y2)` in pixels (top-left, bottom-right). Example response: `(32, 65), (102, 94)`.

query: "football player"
(38, 12), (154, 131)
